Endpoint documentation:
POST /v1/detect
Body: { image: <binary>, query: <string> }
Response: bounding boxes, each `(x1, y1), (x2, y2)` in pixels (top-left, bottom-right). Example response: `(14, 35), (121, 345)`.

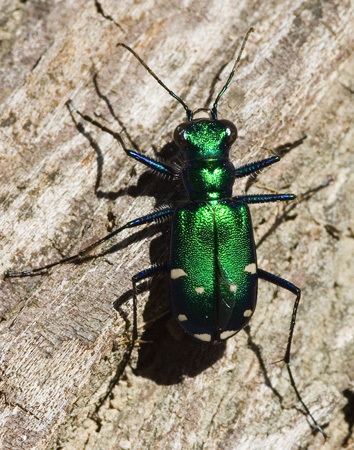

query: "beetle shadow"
(342, 389), (354, 447)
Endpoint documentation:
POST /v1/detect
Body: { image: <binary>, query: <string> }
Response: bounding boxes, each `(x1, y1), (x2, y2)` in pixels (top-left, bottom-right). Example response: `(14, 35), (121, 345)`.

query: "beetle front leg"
(126, 149), (179, 179)
(232, 193), (296, 204)
(66, 100), (179, 180)
(234, 155), (280, 178)
(234, 136), (307, 178)
(257, 268), (326, 438)
(4, 208), (174, 279)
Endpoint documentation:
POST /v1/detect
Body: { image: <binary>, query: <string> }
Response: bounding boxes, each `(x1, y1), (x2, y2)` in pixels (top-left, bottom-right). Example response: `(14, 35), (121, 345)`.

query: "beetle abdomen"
(170, 201), (257, 343)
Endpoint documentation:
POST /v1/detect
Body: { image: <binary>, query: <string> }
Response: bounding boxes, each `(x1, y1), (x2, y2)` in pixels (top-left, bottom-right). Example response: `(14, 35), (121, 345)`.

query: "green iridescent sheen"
(171, 118), (256, 340)
(185, 159), (234, 200)
(170, 202), (257, 338)
(184, 121), (228, 158)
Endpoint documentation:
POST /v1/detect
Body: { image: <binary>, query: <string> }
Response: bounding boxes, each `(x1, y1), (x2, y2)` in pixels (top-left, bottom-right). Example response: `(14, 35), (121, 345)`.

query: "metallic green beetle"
(170, 119), (258, 342)
(4, 28), (325, 437)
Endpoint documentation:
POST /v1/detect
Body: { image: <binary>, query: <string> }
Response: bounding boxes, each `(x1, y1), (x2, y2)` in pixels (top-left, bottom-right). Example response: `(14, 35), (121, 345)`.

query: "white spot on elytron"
(229, 284), (237, 293)
(171, 268), (188, 279)
(220, 330), (237, 340)
(194, 333), (212, 342)
(244, 263), (256, 274)
(243, 309), (253, 317)
(195, 286), (205, 294)
(178, 314), (188, 322)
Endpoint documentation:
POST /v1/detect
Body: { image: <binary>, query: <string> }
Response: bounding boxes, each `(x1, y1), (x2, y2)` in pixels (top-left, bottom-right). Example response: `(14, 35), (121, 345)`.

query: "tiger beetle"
(5, 28), (325, 437)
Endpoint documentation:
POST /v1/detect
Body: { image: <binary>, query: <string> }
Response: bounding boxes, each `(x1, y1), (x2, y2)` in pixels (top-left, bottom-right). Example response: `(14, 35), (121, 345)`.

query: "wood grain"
(0, 1), (353, 449)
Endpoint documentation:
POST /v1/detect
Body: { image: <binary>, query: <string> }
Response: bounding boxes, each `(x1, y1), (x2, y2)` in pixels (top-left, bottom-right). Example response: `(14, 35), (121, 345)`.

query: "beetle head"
(174, 119), (237, 159)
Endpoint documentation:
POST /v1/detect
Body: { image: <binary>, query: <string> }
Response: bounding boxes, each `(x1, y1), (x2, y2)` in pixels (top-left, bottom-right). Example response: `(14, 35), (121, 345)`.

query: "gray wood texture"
(0, 1), (353, 449)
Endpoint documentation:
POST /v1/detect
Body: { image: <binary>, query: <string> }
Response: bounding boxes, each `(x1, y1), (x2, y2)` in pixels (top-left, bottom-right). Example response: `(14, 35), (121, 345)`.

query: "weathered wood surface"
(0, 1), (353, 449)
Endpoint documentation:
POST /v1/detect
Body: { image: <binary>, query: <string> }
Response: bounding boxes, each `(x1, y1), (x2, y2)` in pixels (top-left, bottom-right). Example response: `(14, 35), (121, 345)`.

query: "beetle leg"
(126, 149), (179, 179)
(4, 209), (174, 278)
(258, 269), (300, 364)
(232, 193), (296, 204)
(66, 100), (179, 180)
(234, 135), (307, 178)
(234, 156), (280, 178)
(257, 268), (326, 438)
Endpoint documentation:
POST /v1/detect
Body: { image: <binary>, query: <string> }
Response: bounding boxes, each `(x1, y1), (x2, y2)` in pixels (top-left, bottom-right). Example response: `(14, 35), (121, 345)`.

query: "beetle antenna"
(117, 43), (193, 121)
(211, 27), (254, 119)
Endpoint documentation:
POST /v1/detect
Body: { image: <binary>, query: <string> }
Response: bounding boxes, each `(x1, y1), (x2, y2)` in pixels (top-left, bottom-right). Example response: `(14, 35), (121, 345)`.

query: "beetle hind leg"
(258, 268), (326, 438)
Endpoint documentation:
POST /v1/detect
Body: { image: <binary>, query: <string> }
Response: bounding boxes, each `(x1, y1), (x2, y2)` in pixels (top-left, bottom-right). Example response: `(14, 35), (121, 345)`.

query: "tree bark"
(0, 1), (353, 449)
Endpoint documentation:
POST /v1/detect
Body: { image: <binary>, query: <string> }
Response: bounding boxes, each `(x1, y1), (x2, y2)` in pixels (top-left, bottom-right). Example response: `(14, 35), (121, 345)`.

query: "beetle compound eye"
(227, 125), (237, 144)
(226, 125), (237, 141)
(174, 124), (188, 147)
(220, 120), (237, 144)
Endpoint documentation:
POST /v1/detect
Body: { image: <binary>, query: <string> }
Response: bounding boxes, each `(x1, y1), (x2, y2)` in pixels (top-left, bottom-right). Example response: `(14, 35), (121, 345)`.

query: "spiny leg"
(235, 134), (307, 179)
(234, 155), (280, 178)
(258, 268), (326, 438)
(66, 100), (179, 180)
(99, 263), (169, 405)
(232, 193), (296, 204)
(126, 149), (179, 179)
(4, 208), (174, 278)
